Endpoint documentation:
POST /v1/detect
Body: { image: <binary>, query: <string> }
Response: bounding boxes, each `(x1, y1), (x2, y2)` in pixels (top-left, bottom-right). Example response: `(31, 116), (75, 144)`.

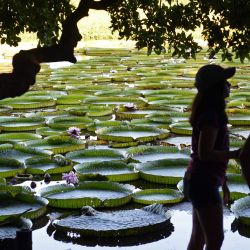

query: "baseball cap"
(195, 64), (236, 92)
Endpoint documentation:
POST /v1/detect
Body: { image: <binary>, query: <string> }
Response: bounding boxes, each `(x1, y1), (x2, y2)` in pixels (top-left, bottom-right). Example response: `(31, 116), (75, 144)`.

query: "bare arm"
(198, 125), (239, 162)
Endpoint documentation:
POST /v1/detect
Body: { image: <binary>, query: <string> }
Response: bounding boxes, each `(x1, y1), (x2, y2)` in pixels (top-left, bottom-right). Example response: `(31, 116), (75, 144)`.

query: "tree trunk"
(0, 0), (116, 100)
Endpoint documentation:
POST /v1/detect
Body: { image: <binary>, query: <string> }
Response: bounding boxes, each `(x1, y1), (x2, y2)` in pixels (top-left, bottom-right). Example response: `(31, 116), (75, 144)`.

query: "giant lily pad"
(230, 127), (250, 139)
(227, 173), (249, 201)
(96, 125), (169, 142)
(161, 136), (192, 147)
(19, 136), (85, 154)
(67, 105), (113, 117)
(0, 117), (45, 132)
(137, 158), (189, 184)
(40, 181), (135, 209)
(0, 96), (56, 109)
(133, 188), (184, 205)
(87, 120), (123, 132)
(25, 156), (73, 175)
(169, 122), (192, 135)
(0, 132), (42, 143)
(0, 192), (48, 222)
(126, 145), (189, 163)
(0, 143), (50, 164)
(231, 196), (250, 226)
(0, 157), (24, 178)
(36, 127), (69, 137)
(47, 116), (92, 129)
(53, 204), (171, 237)
(228, 110), (250, 126)
(83, 96), (147, 107)
(75, 161), (138, 182)
(65, 149), (125, 163)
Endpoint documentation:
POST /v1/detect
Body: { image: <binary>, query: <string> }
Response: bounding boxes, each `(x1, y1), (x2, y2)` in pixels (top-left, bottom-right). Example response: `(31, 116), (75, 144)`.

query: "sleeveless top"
(187, 113), (229, 185)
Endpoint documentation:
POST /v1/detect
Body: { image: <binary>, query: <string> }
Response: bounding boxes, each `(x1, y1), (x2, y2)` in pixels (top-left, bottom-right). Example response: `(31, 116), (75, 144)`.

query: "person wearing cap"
(184, 64), (241, 250)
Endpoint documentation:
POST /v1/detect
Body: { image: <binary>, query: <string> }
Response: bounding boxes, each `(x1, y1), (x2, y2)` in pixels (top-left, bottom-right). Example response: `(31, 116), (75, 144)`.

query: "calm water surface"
(32, 202), (250, 250)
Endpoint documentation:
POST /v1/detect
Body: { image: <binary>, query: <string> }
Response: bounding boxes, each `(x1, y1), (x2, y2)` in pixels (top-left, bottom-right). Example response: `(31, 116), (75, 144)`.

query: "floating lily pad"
(65, 149), (125, 163)
(161, 136), (192, 147)
(67, 105), (113, 117)
(227, 173), (249, 201)
(53, 204), (171, 237)
(23, 90), (67, 98)
(40, 181), (135, 209)
(0, 156), (24, 178)
(87, 120), (123, 132)
(0, 117), (45, 132)
(130, 118), (170, 129)
(230, 127), (250, 139)
(96, 125), (169, 142)
(47, 116), (92, 129)
(137, 158), (189, 184)
(75, 161), (138, 182)
(0, 105), (12, 114)
(36, 127), (69, 137)
(228, 111), (250, 126)
(133, 188), (184, 204)
(126, 145), (189, 163)
(231, 196), (250, 226)
(83, 96), (147, 107)
(0, 193), (47, 223)
(169, 122), (192, 135)
(25, 156), (73, 175)
(0, 96), (56, 109)
(20, 136), (85, 154)
(0, 132), (42, 143)
(0, 144), (50, 163)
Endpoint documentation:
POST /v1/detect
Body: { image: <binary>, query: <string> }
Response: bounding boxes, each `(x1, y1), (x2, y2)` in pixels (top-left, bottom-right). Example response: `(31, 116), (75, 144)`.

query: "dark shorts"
(183, 172), (222, 210)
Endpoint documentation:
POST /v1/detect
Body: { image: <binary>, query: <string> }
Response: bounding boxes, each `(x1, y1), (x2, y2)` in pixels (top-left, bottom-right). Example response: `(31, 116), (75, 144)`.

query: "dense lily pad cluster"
(0, 48), (250, 244)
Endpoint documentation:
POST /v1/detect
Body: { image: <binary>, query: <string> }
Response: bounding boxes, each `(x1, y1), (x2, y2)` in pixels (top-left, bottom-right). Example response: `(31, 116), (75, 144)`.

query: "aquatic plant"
(62, 171), (79, 185)
(67, 127), (81, 139)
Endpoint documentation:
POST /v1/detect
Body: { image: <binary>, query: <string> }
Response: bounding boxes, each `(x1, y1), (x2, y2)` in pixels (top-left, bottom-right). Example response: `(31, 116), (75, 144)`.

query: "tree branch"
(0, 0), (102, 100)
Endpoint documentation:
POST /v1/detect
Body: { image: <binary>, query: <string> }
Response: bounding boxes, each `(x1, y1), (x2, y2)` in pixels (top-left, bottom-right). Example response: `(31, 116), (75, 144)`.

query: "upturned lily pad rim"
(0, 132), (42, 142)
(25, 156), (73, 175)
(20, 136), (85, 154)
(169, 121), (192, 135)
(126, 145), (189, 157)
(66, 148), (125, 162)
(39, 181), (135, 209)
(74, 161), (139, 182)
(0, 192), (48, 221)
(96, 125), (169, 142)
(137, 158), (189, 184)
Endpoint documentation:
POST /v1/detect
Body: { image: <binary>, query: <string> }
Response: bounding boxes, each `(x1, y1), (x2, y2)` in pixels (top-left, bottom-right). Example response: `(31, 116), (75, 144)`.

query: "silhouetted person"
(184, 64), (241, 250)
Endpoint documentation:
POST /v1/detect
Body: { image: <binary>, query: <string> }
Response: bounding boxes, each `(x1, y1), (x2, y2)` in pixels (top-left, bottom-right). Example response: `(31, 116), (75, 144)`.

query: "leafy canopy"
(0, 0), (249, 61)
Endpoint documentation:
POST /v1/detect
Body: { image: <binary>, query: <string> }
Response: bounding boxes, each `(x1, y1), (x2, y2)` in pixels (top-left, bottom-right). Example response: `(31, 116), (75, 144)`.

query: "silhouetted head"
(195, 64), (236, 93)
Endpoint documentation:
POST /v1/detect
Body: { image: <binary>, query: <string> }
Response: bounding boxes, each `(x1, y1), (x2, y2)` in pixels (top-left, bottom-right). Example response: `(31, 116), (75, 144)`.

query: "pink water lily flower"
(67, 127), (81, 139)
(62, 171), (79, 185)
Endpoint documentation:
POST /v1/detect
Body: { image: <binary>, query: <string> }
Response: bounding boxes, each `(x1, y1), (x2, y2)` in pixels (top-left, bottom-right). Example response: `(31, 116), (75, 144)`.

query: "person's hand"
(222, 181), (230, 206)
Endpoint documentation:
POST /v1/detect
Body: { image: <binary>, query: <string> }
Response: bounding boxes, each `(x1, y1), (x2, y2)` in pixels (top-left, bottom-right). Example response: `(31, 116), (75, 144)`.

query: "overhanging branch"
(0, 0), (117, 100)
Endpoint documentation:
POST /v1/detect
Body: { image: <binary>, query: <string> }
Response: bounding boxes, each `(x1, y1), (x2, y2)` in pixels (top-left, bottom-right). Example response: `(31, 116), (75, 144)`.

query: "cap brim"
(224, 67), (236, 79)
